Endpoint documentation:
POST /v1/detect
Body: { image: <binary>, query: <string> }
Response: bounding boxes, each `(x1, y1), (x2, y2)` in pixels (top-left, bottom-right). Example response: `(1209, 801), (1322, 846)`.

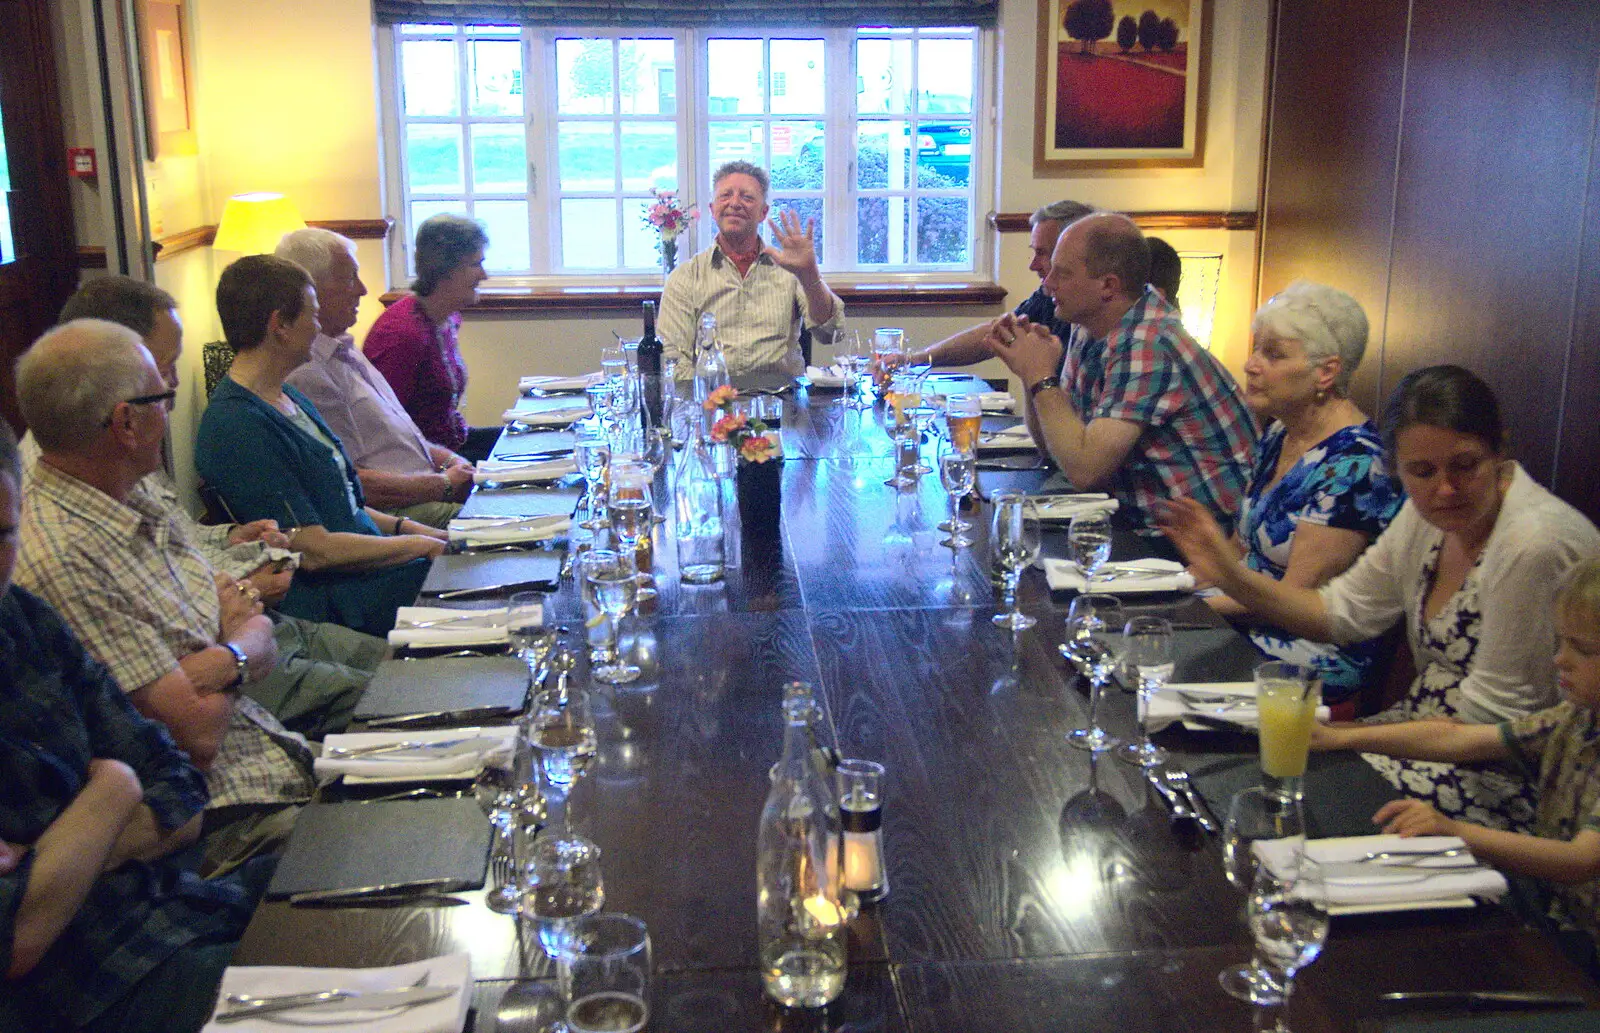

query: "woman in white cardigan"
(1162, 365), (1600, 831)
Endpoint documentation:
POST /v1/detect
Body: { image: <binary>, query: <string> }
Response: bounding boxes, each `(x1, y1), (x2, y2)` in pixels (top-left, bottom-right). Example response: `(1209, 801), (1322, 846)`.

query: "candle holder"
(836, 759), (888, 903)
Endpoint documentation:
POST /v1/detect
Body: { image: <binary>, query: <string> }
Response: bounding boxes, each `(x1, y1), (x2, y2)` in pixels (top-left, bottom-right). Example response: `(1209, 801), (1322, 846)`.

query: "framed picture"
(1035, 0), (1207, 168)
(137, 0), (196, 157)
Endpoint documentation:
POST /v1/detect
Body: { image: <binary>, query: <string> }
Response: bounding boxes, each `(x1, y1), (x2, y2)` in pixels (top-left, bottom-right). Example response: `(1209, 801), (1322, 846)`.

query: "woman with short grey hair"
(1201, 280), (1404, 716)
(364, 214), (500, 462)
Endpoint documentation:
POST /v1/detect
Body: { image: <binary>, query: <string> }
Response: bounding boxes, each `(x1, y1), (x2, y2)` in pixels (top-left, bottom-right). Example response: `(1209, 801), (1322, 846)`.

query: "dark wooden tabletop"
(237, 382), (1600, 1031)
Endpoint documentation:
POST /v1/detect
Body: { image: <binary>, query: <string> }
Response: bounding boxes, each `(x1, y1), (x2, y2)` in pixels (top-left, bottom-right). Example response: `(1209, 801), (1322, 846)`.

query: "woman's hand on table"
(1373, 798), (1459, 838)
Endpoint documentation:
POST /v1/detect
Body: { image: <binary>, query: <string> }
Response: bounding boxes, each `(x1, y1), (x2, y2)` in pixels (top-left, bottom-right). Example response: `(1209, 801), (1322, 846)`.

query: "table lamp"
(212, 192), (306, 254)
(1176, 251), (1223, 349)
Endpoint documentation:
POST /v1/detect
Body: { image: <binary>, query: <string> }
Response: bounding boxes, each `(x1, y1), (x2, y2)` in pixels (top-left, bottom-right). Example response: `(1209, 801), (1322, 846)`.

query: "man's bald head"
(1066, 212), (1151, 302)
(17, 320), (157, 454)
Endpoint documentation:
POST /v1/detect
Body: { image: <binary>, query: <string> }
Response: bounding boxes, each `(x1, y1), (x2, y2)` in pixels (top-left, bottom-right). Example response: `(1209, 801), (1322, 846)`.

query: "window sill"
(377, 281), (1008, 313)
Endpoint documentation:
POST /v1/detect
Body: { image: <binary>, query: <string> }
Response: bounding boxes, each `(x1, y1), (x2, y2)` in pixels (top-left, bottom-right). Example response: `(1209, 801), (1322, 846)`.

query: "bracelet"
(442, 475), (454, 502)
(1028, 375), (1061, 398)
(223, 642), (249, 689)
(393, 514), (405, 535)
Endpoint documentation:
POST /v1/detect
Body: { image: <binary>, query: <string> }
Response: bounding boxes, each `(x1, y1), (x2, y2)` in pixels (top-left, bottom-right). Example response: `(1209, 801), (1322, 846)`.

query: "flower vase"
(661, 238), (679, 283)
(736, 458), (783, 539)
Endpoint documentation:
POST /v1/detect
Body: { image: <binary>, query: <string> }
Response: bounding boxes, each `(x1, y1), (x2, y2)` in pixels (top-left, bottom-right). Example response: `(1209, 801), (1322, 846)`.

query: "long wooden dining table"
(235, 379), (1600, 1032)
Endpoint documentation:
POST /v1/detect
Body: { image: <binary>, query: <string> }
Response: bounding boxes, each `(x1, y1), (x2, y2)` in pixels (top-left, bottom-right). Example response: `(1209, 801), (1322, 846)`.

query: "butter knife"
(434, 580), (556, 600)
(288, 877), (466, 906)
(1379, 991), (1586, 1009)
(362, 704), (521, 729)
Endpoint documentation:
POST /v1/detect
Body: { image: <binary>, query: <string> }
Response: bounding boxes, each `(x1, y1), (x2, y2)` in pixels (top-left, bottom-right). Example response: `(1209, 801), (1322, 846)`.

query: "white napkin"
(314, 727), (518, 782)
(1145, 681), (1331, 731)
(521, 373), (600, 392)
(502, 406), (591, 427)
(805, 364), (849, 387)
(447, 516), (571, 547)
(204, 953), (472, 1033)
(387, 606), (508, 648)
(473, 457), (578, 485)
(977, 425), (1036, 451)
(1255, 835), (1508, 910)
(1030, 494), (1119, 521)
(1044, 557), (1196, 594)
(979, 391), (1016, 412)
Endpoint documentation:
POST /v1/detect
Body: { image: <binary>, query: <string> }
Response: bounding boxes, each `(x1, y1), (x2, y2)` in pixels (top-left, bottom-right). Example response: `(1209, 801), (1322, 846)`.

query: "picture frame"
(136, 0), (196, 158)
(1034, 0), (1208, 169)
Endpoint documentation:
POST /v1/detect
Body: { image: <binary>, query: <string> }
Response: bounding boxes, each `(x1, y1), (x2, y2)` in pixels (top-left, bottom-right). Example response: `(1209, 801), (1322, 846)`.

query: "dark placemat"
(353, 654), (531, 721)
(266, 797), (491, 898)
(421, 551), (562, 596)
(1383, 1012), (1600, 1032)
(459, 486), (582, 520)
(1178, 750), (1401, 840)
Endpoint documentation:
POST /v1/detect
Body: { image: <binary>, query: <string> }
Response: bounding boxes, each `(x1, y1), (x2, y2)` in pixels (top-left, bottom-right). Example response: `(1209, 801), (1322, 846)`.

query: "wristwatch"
(223, 642), (249, 689)
(1028, 375), (1061, 398)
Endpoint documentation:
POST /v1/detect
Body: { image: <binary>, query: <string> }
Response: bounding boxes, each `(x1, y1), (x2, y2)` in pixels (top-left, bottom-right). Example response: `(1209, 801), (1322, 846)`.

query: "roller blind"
(372, 0), (997, 28)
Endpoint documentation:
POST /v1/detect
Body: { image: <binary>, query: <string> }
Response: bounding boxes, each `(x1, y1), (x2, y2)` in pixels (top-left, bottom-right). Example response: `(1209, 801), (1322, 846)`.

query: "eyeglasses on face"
(102, 389), (177, 427)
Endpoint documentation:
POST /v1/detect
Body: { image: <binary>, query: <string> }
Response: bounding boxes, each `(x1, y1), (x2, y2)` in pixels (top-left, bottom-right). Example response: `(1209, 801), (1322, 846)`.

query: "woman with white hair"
(1206, 281), (1404, 717)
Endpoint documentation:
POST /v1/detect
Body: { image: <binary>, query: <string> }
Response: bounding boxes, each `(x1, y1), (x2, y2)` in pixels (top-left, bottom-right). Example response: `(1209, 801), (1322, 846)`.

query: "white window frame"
(377, 22), (993, 288)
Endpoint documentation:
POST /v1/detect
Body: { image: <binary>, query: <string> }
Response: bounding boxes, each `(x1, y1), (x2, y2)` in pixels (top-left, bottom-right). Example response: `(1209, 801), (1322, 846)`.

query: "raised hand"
(765, 208), (820, 279)
(1155, 497), (1239, 590)
(985, 314), (1062, 385)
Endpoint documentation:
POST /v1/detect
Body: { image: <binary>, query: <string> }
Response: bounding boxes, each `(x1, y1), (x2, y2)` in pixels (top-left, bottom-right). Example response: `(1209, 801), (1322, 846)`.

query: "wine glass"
(575, 431), (611, 531)
(520, 834), (605, 958)
(584, 550), (641, 685)
(938, 441), (976, 548)
(600, 343), (627, 384)
(1247, 857), (1328, 1031)
(1220, 787), (1306, 1004)
(833, 330), (868, 410)
(1115, 616), (1174, 767)
(990, 492), (1041, 630)
(1063, 595), (1124, 751)
(530, 683), (598, 788)
(507, 591), (554, 682)
(1068, 510), (1113, 586)
(642, 427), (672, 523)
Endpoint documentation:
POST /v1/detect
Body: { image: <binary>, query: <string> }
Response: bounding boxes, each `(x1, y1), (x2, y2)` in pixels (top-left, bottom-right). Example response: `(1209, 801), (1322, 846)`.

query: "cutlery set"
(1144, 766), (1219, 833)
(213, 973), (458, 1022)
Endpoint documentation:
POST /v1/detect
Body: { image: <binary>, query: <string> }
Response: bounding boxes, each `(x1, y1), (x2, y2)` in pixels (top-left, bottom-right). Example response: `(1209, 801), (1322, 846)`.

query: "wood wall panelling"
(76, 217), (394, 268)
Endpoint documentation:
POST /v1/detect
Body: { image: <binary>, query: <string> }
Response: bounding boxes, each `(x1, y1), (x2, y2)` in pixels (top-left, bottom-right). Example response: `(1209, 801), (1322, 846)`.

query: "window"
(381, 24), (985, 279)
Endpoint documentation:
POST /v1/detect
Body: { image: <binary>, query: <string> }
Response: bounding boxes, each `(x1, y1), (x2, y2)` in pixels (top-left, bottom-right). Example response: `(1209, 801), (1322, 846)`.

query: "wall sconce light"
(1176, 251), (1223, 350)
(212, 192), (306, 255)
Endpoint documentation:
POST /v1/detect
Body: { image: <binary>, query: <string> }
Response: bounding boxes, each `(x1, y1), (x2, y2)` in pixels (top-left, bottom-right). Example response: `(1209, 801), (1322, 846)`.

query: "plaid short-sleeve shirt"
(1061, 288), (1258, 533)
(1502, 701), (1600, 941)
(15, 461), (315, 810)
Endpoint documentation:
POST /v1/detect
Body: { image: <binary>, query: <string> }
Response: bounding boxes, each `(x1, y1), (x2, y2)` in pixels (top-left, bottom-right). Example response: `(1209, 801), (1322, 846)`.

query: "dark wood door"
(0, 0), (77, 435)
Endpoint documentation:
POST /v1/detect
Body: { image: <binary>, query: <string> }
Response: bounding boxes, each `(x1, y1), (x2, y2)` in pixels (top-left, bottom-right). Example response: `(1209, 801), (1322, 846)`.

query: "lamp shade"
(1176, 251), (1223, 350)
(212, 192), (306, 254)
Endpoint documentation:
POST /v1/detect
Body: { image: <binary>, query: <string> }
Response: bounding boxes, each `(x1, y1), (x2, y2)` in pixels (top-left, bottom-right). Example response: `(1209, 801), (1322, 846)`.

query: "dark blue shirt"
(0, 586), (255, 1027)
(1013, 284), (1072, 341)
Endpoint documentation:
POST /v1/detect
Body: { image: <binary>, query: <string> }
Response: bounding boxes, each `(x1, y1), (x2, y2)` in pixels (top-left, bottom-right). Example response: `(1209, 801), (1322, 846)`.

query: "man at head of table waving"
(985, 212), (1258, 537)
(658, 160), (845, 378)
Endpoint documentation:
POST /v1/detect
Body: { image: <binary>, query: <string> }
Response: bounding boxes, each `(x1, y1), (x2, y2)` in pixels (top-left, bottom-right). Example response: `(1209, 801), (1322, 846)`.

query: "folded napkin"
(1255, 835), (1508, 910)
(1044, 557), (1196, 594)
(387, 606), (508, 649)
(473, 457), (578, 485)
(502, 406), (591, 427)
(805, 364), (850, 387)
(1030, 493), (1119, 522)
(447, 515), (570, 547)
(314, 726), (518, 782)
(521, 372), (600, 392)
(1145, 681), (1330, 731)
(204, 952), (472, 1033)
(979, 391), (1016, 412)
(977, 425), (1036, 451)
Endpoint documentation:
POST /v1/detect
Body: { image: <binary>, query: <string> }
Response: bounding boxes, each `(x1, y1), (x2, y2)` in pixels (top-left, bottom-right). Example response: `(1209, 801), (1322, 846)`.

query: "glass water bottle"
(673, 428), (726, 584)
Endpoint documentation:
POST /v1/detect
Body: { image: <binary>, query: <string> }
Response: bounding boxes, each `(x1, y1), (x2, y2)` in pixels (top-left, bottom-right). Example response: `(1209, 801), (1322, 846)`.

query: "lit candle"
(802, 892), (846, 931)
(840, 784), (885, 898)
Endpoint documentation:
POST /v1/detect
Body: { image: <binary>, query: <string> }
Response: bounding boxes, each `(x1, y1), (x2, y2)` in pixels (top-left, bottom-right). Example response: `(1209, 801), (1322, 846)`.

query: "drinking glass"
(832, 330), (867, 410)
(584, 549), (641, 685)
(519, 835), (605, 958)
(1063, 595), (1124, 751)
(887, 370), (921, 428)
(557, 913), (652, 1033)
(885, 419), (921, 490)
(473, 766), (523, 914)
(1255, 661), (1321, 802)
(529, 682), (598, 787)
(938, 442), (976, 547)
(990, 492), (1042, 630)
(1219, 787), (1305, 1004)
(871, 327), (906, 394)
(1115, 616), (1174, 767)
(1247, 857), (1329, 1031)
(586, 381), (615, 427)
(907, 400), (937, 475)
(945, 392), (982, 454)
(600, 343), (627, 384)
(575, 432), (611, 531)
(507, 591), (555, 682)
(1068, 510), (1114, 586)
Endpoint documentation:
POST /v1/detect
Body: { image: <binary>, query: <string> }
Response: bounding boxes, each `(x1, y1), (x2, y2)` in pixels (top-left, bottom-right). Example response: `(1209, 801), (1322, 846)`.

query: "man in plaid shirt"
(987, 212), (1257, 535)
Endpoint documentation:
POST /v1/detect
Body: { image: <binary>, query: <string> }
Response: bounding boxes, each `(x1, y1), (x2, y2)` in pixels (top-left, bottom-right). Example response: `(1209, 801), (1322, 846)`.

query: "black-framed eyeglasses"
(102, 389), (177, 426)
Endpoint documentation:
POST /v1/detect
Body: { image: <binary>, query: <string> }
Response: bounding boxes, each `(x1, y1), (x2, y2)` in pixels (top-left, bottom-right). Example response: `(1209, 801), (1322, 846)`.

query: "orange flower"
(702, 385), (738, 411)
(710, 412), (747, 443)
(738, 434), (776, 463)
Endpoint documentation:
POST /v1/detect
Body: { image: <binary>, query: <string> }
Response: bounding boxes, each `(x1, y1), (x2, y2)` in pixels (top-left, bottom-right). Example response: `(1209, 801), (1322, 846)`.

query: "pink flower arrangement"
(644, 189), (698, 241)
(703, 388), (777, 464)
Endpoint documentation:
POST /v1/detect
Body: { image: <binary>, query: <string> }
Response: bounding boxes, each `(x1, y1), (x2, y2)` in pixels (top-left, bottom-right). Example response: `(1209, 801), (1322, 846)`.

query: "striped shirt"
(15, 461), (315, 810)
(659, 243), (845, 376)
(1061, 288), (1258, 533)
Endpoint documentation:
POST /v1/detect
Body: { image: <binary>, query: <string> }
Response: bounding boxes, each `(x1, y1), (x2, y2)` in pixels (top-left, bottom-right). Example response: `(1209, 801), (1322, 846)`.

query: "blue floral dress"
(1238, 421), (1403, 704)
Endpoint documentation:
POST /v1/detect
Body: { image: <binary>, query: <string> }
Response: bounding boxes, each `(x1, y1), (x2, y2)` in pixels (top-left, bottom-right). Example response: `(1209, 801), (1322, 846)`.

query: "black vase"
(736, 458), (782, 538)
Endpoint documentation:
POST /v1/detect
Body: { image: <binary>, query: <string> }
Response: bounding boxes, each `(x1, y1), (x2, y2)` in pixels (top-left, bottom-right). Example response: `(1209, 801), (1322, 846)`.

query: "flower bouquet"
(645, 189), (698, 275)
(704, 385), (776, 463)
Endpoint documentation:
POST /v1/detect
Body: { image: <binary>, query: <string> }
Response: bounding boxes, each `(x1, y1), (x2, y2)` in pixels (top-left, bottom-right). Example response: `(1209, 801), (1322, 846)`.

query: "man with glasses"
(658, 160), (845, 376)
(13, 320), (318, 875)
(49, 276), (385, 739)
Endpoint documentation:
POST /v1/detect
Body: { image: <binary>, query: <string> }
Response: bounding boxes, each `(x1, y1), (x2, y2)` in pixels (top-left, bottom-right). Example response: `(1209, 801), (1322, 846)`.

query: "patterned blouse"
(1239, 421), (1403, 702)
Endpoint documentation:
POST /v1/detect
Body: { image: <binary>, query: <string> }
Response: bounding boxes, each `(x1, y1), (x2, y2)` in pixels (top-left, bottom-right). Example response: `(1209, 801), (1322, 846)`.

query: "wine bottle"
(638, 300), (664, 425)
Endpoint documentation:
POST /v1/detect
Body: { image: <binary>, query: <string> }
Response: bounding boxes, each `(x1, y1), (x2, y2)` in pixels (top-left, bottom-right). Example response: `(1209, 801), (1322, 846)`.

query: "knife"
(433, 580), (557, 600)
(361, 704), (521, 729)
(213, 984), (459, 1022)
(1144, 769), (1195, 824)
(1379, 991), (1587, 1009)
(288, 877), (472, 907)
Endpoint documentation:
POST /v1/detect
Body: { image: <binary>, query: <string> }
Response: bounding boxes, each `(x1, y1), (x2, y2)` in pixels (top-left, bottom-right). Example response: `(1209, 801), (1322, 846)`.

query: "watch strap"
(1028, 375), (1061, 398)
(223, 642), (249, 688)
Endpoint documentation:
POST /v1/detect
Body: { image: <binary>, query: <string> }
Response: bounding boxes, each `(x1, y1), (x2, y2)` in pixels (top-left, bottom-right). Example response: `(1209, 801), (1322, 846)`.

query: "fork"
(324, 737), (475, 758)
(1362, 846), (1469, 862)
(1177, 691), (1252, 711)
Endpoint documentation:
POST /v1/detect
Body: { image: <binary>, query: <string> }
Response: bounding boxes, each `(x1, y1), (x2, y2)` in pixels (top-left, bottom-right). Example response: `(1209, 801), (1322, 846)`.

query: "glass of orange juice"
(1254, 661), (1320, 802)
